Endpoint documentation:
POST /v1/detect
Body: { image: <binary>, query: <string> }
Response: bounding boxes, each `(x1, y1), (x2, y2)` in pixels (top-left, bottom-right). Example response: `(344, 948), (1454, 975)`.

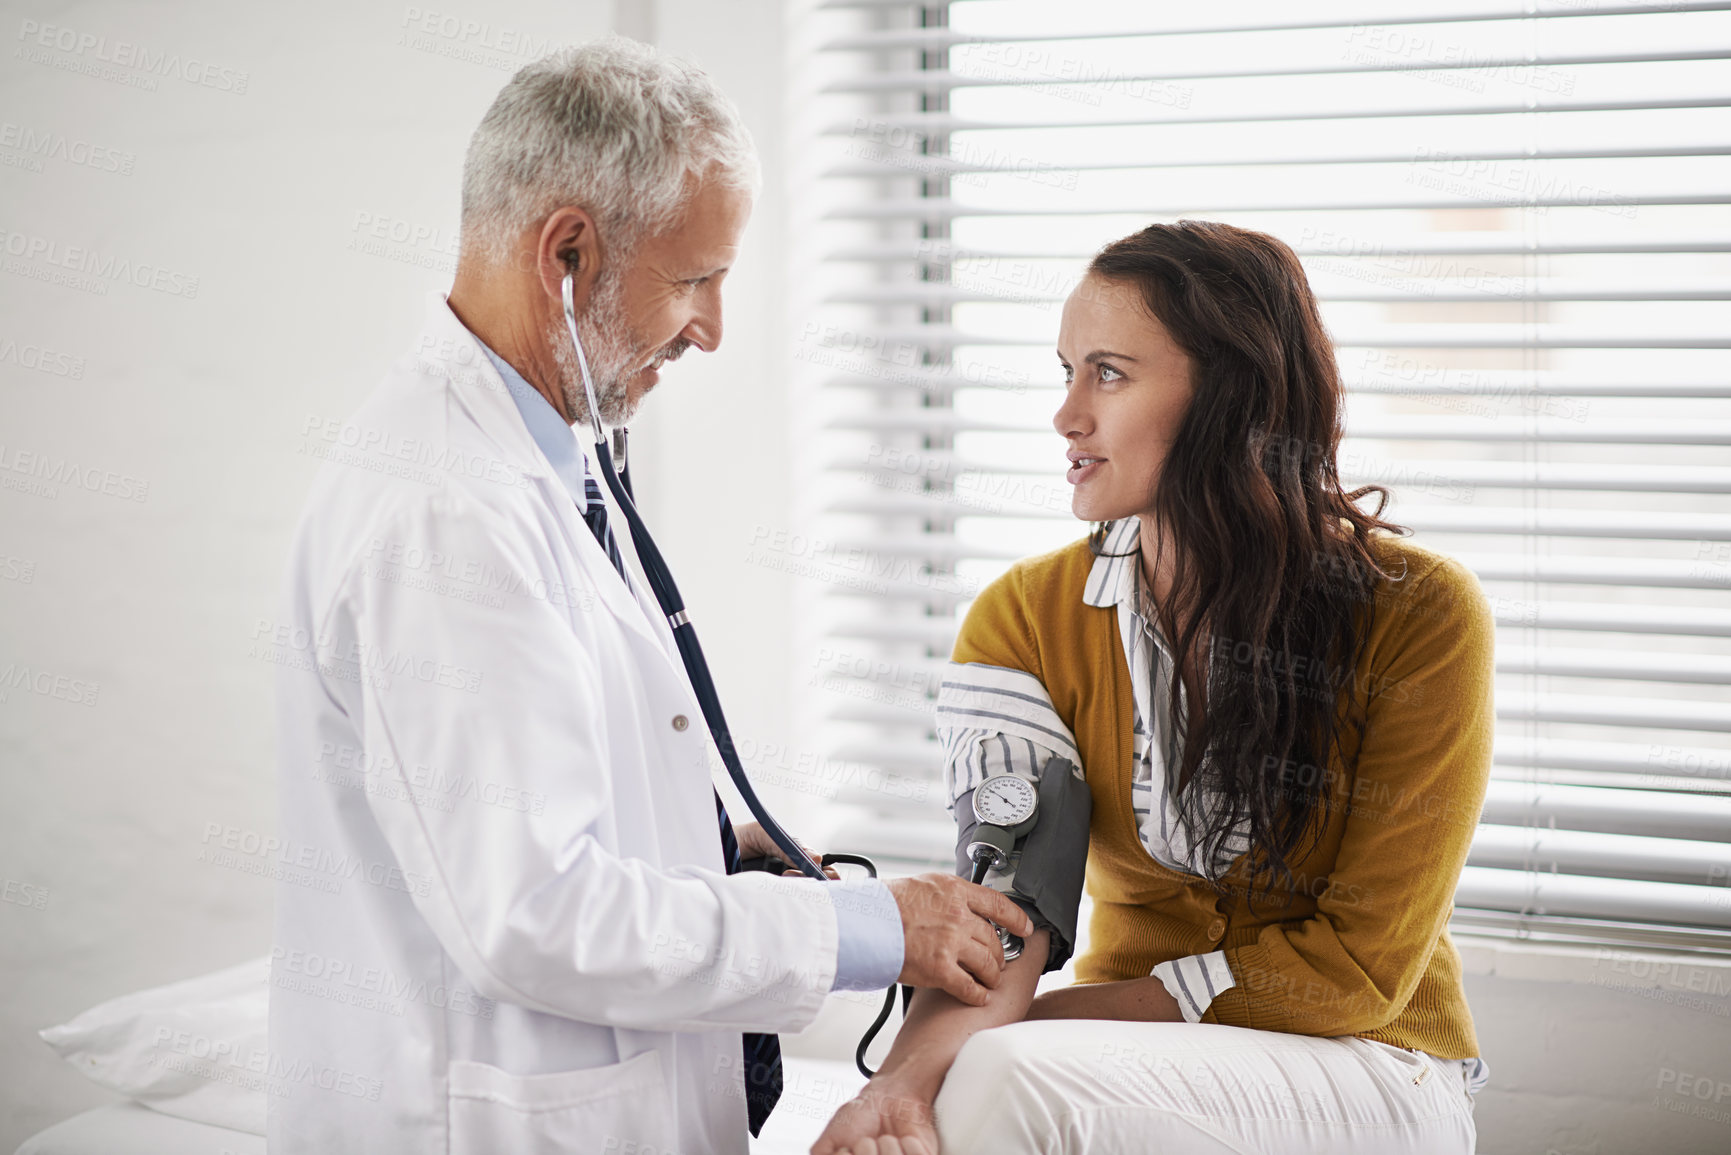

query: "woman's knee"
(942, 1020), (1042, 1095)
(932, 1021), (1083, 1152)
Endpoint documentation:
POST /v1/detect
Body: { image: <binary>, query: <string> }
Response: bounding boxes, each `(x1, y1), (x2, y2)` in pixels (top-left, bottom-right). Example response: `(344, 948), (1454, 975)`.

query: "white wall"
(1456, 938), (1731, 1154)
(0, 1), (796, 1147)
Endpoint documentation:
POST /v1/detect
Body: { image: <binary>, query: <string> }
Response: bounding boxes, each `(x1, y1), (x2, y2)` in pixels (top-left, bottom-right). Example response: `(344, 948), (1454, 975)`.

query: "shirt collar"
(1086, 518), (1176, 656)
(1083, 518), (1141, 609)
(477, 342), (590, 513)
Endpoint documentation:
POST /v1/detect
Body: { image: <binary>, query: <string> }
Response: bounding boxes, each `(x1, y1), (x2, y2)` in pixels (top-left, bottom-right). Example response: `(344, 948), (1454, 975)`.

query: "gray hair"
(459, 36), (758, 266)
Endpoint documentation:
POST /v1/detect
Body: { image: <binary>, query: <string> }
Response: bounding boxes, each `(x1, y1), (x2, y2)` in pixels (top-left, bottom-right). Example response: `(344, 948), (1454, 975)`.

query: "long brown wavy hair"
(1086, 220), (1409, 913)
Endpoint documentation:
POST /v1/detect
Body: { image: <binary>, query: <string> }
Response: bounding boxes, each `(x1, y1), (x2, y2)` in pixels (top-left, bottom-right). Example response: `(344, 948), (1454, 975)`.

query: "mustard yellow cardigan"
(951, 529), (1494, 1059)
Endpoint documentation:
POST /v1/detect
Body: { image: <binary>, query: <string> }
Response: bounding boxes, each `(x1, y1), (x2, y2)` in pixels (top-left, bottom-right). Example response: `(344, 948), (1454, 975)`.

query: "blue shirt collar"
(477, 341), (590, 513)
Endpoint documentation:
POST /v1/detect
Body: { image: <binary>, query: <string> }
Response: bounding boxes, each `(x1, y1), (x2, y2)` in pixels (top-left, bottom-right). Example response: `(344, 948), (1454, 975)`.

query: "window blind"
(788, 0), (1731, 953)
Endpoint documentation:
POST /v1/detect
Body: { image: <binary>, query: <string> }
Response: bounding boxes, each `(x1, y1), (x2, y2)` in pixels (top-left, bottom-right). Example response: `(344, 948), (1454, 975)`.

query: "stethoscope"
(558, 271), (823, 881)
(558, 270), (1034, 1077)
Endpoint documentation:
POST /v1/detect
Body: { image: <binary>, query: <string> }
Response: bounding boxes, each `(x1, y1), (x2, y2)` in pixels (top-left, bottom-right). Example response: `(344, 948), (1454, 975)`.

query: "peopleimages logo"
(0, 121), (135, 175)
(14, 19), (250, 94)
(0, 663), (100, 708)
(0, 335), (84, 379)
(0, 442), (149, 502)
(0, 227), (199, 298)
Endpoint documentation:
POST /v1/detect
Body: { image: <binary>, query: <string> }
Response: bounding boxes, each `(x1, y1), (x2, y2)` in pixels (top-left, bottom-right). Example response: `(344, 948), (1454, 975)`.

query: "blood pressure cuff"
(952, 753), (1092, 975)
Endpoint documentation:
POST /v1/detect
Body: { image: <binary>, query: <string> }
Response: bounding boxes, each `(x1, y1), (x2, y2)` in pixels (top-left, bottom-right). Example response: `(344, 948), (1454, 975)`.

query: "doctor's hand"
(886, 874), (1034, 1006)
(733, 822), (841, 879)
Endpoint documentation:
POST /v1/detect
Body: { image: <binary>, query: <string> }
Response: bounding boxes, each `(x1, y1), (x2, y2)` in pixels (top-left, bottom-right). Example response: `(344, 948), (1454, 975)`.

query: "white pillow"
(38, 956), (269, 1136)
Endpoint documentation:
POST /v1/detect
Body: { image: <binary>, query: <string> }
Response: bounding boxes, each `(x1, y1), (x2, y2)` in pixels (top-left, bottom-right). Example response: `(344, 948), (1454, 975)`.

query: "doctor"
(269, 38), (1030, 1155)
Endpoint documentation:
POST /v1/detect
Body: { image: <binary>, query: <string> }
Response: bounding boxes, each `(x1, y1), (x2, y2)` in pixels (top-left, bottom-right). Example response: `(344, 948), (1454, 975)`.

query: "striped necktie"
(579, 464), (784, 1137)
(582, 472), (628, 583)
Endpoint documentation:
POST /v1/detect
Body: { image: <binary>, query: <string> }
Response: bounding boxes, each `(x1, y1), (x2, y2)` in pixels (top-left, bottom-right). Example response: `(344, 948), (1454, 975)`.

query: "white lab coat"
(267, 292), (839, 1154)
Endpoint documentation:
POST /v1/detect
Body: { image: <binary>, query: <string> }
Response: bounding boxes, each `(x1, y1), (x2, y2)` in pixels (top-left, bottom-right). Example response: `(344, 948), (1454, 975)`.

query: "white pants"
(932, 1020), (1477, 1155)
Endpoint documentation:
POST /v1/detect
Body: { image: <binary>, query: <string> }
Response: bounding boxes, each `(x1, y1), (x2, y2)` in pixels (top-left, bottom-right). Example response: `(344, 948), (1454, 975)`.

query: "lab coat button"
(672, 714), (689, 732)
(1206, 918), (1226, 940)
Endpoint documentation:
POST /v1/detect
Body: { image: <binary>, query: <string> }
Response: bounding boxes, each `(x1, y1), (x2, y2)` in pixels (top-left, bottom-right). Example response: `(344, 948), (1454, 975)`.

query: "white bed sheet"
(13, 1102), (264, 1155)
(15, 1057), (868, 1155)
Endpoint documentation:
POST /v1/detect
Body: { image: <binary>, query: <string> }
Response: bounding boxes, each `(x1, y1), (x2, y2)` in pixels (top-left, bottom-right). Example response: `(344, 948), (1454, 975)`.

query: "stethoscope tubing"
(559, 273), (827, 885)
(560, 273), (910, 1077)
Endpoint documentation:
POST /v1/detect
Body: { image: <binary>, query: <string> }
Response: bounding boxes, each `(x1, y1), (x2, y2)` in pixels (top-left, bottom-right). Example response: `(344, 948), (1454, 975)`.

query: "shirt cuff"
(1151, 951), (1236, 1024)
(827, 875), (904, 992)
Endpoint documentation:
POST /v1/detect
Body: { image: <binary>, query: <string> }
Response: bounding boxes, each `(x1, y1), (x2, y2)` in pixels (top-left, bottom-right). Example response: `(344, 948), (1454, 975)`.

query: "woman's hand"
(732, 821), (840, 878)
(811, 1077), (939, 1155)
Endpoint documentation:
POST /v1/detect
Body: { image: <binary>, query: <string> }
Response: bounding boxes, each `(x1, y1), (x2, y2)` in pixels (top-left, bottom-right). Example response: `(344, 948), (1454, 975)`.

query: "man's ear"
(534, 206), (602, 311)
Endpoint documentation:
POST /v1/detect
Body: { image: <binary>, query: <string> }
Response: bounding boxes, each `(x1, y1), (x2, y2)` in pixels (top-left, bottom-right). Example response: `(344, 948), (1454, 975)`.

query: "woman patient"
(813, 221), (1493, 1155)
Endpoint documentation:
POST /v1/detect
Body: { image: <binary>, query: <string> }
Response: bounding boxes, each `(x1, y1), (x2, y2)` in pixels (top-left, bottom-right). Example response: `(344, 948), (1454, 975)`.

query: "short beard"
(546, 267), (637, 428)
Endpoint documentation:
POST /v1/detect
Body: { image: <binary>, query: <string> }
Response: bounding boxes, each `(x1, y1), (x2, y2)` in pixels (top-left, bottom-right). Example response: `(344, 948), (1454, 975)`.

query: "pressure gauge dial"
(972, 774), (1038, 836)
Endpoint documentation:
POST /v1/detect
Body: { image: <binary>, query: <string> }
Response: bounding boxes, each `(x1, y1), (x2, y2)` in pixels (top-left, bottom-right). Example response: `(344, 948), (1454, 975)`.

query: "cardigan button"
(672, 714), (690, 732)
(1206, 918), (1226, 940)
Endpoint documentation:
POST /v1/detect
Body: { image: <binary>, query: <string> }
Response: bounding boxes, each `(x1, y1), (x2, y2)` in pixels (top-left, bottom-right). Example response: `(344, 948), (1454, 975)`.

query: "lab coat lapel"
(420, 292), (671, 660)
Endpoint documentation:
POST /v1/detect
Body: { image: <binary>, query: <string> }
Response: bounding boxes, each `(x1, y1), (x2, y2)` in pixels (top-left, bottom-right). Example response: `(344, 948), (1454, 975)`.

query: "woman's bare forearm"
(869, 928), (1051, 1102)
(1024, 972), (1185, 1023)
